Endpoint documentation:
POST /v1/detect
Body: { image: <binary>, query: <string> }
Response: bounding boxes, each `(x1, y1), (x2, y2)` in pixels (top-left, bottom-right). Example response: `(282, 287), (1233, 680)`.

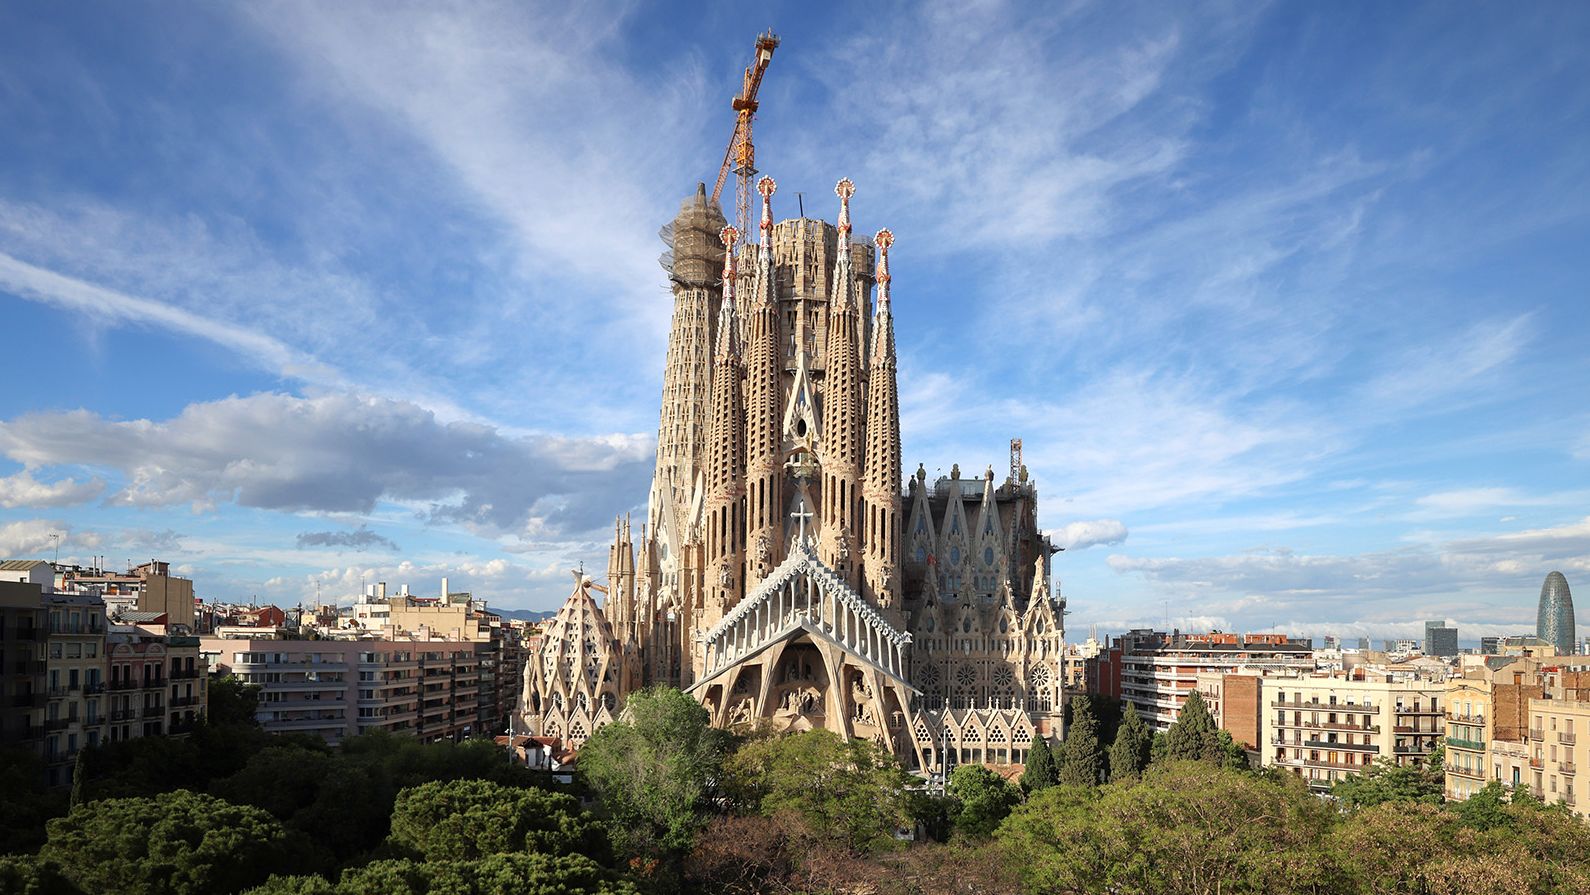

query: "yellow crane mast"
(711, 30), (780, 252)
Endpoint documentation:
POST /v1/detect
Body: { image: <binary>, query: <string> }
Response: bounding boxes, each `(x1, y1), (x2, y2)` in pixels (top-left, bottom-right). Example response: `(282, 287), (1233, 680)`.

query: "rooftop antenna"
(49, 532), (60, 564)
(796, 191), (804, 218)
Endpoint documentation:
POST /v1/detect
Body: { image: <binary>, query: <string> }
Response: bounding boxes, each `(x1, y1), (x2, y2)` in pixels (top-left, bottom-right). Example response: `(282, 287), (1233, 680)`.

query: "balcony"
(1559, 731), (1577, 746)
(1393, 725), (1440, 736)
(1447, 737), (1486, 751)
(171, 668), (200, 680)
(170, 696), (199, 708)
(1561, 761), (1576, 775)
(1530, 728), (1545, 741)
(44, 718), (69, 731)
(108, 679), (139, 692)
(1529, 757), (1544, 769)
(1448, 765), (1486, 781)
(1447, 712), (1485, 725)
(46, 686), (69, 698)
(1303, 738), (1379, 753)
(83, 682), (105, 695)
(1395, 707), (1443, 716)
(111, 709), (135, 722)
(1303, 757), (1369, 771)
(12, 660), (46, 675)
(1303, 720), (1381, 733)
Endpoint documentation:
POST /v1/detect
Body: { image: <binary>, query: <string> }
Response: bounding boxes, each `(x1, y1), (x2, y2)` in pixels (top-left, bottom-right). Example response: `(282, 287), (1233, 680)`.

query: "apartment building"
(1448, 656), (1590, 816)
(3, 561), (210, 786)
(105, 624), (204, 744)
(1107, 630), (1315, 731)
(57, 560), (196, 629)
(1260, 672), (1446, 790)
(1444, 668), (1494, 801)
(0, 575), (49, 759)
(202, 637), (492, 744)
(1522, 692), (1589, 812)
(334, 579), (524, 733)
(41, 589), (109, 782)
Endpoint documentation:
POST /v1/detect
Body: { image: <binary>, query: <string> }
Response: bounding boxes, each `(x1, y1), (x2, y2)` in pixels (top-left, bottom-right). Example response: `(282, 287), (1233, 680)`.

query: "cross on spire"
(790, 497), (814, 544)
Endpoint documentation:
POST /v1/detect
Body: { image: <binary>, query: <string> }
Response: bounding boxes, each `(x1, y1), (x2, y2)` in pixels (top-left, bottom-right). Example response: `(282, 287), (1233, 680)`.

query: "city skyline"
(1, 2), (1587, 641)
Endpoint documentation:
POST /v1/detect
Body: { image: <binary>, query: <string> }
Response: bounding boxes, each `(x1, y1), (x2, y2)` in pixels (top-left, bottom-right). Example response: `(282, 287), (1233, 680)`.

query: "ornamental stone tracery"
(522, 178), (1066, 772)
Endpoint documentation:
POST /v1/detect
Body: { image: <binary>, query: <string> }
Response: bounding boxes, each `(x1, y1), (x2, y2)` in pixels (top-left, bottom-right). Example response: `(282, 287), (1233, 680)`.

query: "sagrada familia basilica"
(522, 175), (1066, 773)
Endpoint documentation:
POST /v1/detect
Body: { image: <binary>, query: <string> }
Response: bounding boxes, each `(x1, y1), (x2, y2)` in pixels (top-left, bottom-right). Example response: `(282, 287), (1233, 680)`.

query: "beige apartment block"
(1262, 673), (1445, 790)
(42, 590), (109, 784)
(1445, 671), (1493, 801)
(203, 637), (490, 744)
(1526, 696), (1589, 812)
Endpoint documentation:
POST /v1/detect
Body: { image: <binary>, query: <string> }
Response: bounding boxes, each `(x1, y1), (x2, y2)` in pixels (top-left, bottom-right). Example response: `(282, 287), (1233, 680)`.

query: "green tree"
(68, 750), (88, 808)
(241, 876), (337, 895)
(1163, 691), (1219, 762)
(1059, 695), (1103, 786)
(205, 675), (262, 728)
(946, 764), (1021, 838)
(1214, 729), (1250, 770)
(1329, 757), (1443, 809)
(1455, 780), (1511, 831)
(577, 686), (731, 856)
(0, 854), (83, 895)
(1020, 735), (1058, 792)
(999, 761), (1339, 895)
(724, 728), (912, 855)
(0, 748), (67, 855)
(387, 779), (605, 863)
(210, 744), (335, 822)
(1108, 702), (1151, 782)
(40, 789), (301, 895)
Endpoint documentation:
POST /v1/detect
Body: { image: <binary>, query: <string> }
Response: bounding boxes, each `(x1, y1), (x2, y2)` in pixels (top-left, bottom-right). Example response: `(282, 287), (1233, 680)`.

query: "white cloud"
(1056, 519), (1128, 551)
(279, 556), (575, 608)
(0, 392), (652, 538)
(0, 470), (103, 508)
(0, 519), (100, 558)
(1105, 516), (1590, 628)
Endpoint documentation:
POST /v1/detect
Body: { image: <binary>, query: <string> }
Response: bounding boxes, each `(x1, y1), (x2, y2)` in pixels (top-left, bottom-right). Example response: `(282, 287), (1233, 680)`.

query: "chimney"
(377, 582), (387, 599)
(441, 576), (449, 601)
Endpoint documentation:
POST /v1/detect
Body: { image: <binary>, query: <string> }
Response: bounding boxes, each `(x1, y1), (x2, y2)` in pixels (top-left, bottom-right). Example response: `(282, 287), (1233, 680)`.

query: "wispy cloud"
(0, 249), (341, 387)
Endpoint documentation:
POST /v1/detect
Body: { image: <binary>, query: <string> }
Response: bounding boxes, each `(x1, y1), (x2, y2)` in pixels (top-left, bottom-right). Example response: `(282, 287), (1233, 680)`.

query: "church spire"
(863, 228), (902, 611)
(821, 178), (864, 587)
(743, 175), (784, 592)
(703, 225), (746, 628)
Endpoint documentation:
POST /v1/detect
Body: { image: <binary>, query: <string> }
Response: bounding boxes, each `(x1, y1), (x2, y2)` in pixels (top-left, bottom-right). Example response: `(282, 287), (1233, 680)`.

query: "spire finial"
(716, 225), (741, 357)
(757, 176), (776, 236)
(874, 228), (893, 305)
(719, 225), (740, 280)
(835, 178), (855, 241)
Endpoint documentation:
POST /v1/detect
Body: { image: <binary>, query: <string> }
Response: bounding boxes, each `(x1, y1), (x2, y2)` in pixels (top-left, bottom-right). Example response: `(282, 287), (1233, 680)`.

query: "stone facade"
(522, 178), (1065, 771)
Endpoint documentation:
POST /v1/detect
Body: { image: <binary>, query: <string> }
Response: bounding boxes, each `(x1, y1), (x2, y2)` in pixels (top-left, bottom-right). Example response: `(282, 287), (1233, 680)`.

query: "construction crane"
(711, 30), (780, 251)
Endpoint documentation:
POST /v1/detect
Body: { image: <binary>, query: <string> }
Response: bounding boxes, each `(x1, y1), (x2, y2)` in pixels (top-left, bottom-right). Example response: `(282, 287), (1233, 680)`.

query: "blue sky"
(1, 1), (1586, 642)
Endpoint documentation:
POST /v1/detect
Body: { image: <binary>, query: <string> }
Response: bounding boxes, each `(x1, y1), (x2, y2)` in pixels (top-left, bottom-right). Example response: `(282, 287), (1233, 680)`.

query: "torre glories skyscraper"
(1537, 571), (1577, 656)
